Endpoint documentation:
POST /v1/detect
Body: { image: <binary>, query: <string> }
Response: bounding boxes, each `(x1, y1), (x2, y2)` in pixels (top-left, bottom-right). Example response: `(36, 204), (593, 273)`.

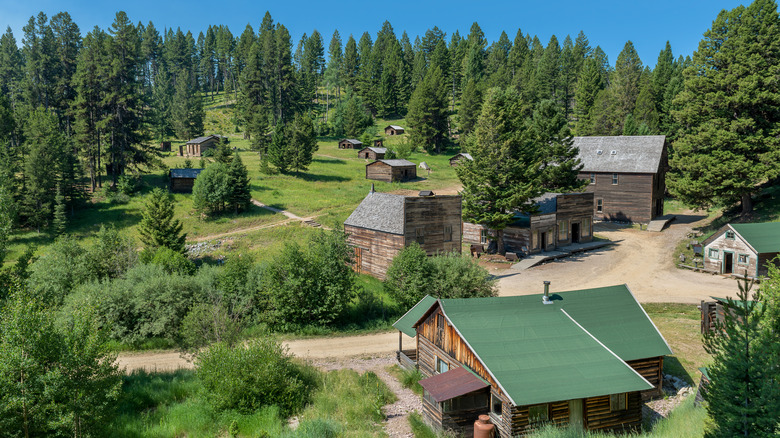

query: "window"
(480, 229), (488, 244)
(610, 393), (627, 412)
(491, 393), (503, 417)
(597, 199), (603, 213)
(738, 254), (749, 264)
(444, 225), (453, 242)
(442, 392), (489, 412)
(423, 389), (437, 408)
(612, 173), (619, 185)
(558, 220), (568, 240)
(529, 404), (549, 423)
(582, 218), (591, 237)
(435, 314), (445, 348)
(436, 357), (449, 374)
(709, 249), (719, 260)
(416, 228), (425, 244)
(725, 230), (735, 239)
(589, 173), (595, 184)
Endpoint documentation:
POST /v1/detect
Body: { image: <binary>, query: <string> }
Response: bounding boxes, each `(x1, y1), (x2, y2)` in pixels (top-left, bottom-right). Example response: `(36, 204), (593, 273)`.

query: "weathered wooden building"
(463, 192), (594, 255)
(358, 147), (387, 160)
(449, 153), (473, 167)
(169, 168), (203, 193)
(344, 190), (462, 279)
(385, 125), (405, 135)
(373, 139), (384, 148)
(180, 135), (221, 157)
(160, 141), (171, 152)
(393, 284), (672, 437)
(701, 222), (780, 278)
(573, 136), (667, 223)
(338, 138), (363, 149)
(366, 159), (417, 182)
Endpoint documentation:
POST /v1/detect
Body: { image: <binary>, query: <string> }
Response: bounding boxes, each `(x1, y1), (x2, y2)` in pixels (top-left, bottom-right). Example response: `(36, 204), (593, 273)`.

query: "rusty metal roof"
(418, 366), (490, 402)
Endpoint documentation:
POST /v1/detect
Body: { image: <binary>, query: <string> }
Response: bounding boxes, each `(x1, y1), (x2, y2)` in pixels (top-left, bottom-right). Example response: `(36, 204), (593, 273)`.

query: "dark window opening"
(442, 391), (489, 412)
(444, 225), (453, 242)
(597, 199), (603, 213)
(416, 228), (425, 244)
(529, 404), (549, 423)
(610, 393), (627, 412)
(491, 393), (503, 417)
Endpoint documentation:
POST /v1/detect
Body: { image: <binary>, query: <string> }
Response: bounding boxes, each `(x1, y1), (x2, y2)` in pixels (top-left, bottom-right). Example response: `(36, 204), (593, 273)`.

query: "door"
(569, 399), (584, 429)
(723, 252), (733, 274)
(353, 247), (363, 274)
(572, 223), (580, 244)
(540, 232), (547, 251)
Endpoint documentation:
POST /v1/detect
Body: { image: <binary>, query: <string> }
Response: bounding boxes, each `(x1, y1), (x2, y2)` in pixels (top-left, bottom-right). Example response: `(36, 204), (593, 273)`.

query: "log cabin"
(358, 147), (387, 160)
(449, 153), (473, 167)
(344, 189), (462, 279)
(463, 192), (594, 255)
(366, 159), (417, 182)
(338, 138), (363, 149)
(393, 284), (672, 437)
(160, 141), (172, 152)
(181, 135), (221, 157)
(385, 125), (405, 135)
(573, 136), (667, 223)
(374, 139), (384, 148)
(169, 168), (203, 193)
(701, 222), (780, 278)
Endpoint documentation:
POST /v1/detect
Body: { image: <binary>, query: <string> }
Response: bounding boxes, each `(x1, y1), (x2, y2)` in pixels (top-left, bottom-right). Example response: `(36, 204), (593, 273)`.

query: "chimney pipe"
(370, 183), (375, 194)
(543, 281), (552, 305)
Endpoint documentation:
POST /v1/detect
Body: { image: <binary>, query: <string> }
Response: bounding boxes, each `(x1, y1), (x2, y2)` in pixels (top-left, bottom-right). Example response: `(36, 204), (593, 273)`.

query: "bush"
(180, 300), (243, 350)
(195, 338), (318, 416)
(192, 162), (230, 214)
(141, 246), (196, 275)
(116, 174), (140, 196)
(384, 243), (434, 309)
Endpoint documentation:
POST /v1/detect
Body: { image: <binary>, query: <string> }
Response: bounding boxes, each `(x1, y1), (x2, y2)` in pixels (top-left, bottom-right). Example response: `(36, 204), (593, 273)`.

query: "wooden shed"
(463, 192), (594, 255)
(374, 139), (385, 148)
(358, 147), (387, 160)
(338, 138), (363, 149)
(344, 189), (462, 279)
(573, 136), (667, 223)
(160, 141), (171, 152)
(385, 125), (405, 136)
(393, 284), (672, 437)
(181, 135), (221, 157)
(701, 222), (780, 278)
(366, 159), (417, 182)
(449, 153), (473, 167)
(169, 168), (203, 193)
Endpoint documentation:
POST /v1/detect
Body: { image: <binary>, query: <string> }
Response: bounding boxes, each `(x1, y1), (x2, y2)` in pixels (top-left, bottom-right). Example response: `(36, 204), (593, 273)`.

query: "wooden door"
(572, 223), (580, 244)
(353, 247), (363, 273)
(723, 252), (733, 274)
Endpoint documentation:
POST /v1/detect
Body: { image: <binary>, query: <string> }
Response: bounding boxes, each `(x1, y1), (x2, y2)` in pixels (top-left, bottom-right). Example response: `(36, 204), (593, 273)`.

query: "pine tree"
(572, 57), (604, 135)
(22, 108), (67, 231)
(530, 99), (584, 192)
(226, 154), (251, 214)
(288, 113), (318, 173)
(52, 183), (67, 236)
(267, 122), (289, 173)
(0, 184), (13, 265)
(458, 79), (482, 136)
(406, 66), (448, 153)
(670, 0), (780, 214)
(171, 69), (204, 139)
(138, 187), (186, 253)
(610, 41), (643, 132)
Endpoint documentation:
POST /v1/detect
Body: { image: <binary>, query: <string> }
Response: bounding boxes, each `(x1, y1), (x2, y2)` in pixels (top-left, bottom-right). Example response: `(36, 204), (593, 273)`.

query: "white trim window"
(709, 248), (719, 260)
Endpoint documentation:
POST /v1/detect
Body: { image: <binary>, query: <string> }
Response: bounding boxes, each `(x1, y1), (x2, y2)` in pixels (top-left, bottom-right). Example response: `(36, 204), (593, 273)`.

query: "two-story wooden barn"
(393, 284), (671, 437)
(463, 192), (594, 254)
(169, 168), (203, 193)
(366, 159), (417, 182)
(701, 222), (780, 278)
(338, 138), (363, 149)
(573, 136), (667, 223)
(358, 147), (387, 160)
(180, 135), (222, 157)
(449, 153), (473, 167)
(385, 125), (405, 135)
(344, 189), (462, 279)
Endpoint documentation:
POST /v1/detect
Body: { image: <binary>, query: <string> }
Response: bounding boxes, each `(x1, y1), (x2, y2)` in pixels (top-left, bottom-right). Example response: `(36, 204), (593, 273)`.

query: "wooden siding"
(449, 156), (471, 167)
(358, 148), (385, 160)
(404, 196), (462, 255)
(555, 193), (595, 245)
(584, 393), (643, 433)
(421, 388), (490, 438)
(578, 171), (663, 223)
(345, 225), (404, 280)
(703, 231), (759, 276)
(183, 138), (218, 157)
(701, 300), (722, 334)
(463, 222), (488, 245)
(338, 140), (361, 149)
(757, 252), (779, 277)
(385, 126), (405, 135)
(170, 177), (196, 193)
(366, 162), (417, 182)
(626, 357), (664, 397)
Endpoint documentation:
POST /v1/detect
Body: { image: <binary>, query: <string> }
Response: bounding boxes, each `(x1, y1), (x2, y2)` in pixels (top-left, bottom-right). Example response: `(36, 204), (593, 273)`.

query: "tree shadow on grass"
(314, 157), (347, 165)
(294, 173), (350, 183)
(663, 356), (694, 384)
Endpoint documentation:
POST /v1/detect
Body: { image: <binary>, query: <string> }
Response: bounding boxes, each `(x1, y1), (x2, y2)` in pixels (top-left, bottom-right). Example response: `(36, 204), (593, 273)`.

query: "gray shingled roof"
(451, 153), (473, 161)
(573, 135), (666, 174)
(342, 138), (362, 144)
(376, 159), (415, 167)
(170, 168), (204, 178)
(531, 192), (560, 215)
(387, 125), (404, 130)
(366, 147), (387, 153)
(344, 192), (406, 235)
(186, 135), (218, 144)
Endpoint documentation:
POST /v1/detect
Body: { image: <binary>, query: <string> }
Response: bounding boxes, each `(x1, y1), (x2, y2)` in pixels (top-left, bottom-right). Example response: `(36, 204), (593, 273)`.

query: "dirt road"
(496, 213), (739, 303)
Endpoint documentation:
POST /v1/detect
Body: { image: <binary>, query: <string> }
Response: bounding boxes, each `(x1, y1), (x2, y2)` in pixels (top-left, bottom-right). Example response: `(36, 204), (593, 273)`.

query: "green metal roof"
(730, 222), (780, 254)
(393, 295), (438, 337)
(406, 285), (671, 406)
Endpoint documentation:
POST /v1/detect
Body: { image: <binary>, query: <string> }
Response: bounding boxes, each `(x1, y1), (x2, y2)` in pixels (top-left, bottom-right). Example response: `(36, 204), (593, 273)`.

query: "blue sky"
(1, 0), (747, 67)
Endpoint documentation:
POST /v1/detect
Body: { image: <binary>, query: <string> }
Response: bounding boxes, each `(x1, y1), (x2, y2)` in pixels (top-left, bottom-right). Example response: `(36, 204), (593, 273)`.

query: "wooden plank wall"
(584, 392), (642, 433)
(579, 172), (656, 223)
(404, 196), (462, 255)
(366, 162), (393, 182)
(757, 252), (779, 277)
(556, 193), (595, 245)
(345, 225), (404, 279)
(170, 178), (195, 193)
(392, 165), (417, 181)
(462, 222), (488, 245)
(626, 356), (664, 396)
(703, 231), (758, 275)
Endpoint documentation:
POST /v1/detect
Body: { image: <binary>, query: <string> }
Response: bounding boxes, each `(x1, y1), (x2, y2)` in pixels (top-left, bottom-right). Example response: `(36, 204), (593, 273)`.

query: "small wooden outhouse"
(358, 147), (387, 160)
(449, 153), (473, 167)
(181, 135), (221, 157)
(366, 159), (417, 182)
(169, 168), (203, 193)
(701, 222), (780, 278)
(160, 141), (172, 152)
(338, 138), (363, 149)
(385, 125), (405, 136)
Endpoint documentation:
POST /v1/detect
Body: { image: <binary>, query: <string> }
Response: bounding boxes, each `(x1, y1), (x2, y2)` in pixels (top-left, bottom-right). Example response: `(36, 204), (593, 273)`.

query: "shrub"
(142, 246), (196, 275)
(195, 338), (318, 416)
(180, 300), (243, 350)
(384, 243), (434, 309)
(192, 162), (230, 214)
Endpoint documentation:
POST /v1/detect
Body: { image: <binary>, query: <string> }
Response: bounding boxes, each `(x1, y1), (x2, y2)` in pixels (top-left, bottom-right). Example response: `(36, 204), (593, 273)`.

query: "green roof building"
(701, 222), (780, 278)
(393, 284), (672, 437)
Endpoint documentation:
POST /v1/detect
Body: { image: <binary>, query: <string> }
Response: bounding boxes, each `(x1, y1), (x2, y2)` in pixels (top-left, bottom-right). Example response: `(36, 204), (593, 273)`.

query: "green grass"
(112, 366), (396, 437)
(644, 303), (709, 384)
(387, 364), (424, 396)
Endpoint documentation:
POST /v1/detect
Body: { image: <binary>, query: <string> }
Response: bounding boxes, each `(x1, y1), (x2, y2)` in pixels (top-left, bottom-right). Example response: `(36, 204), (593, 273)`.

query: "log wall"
(345, 225), (404, 280)
(626, 356), (664, 397)
(578, 172), (661, 223)
(404, 196), (462, 255)
(170, 178), (196, 193)
(366, 162), (417, 182)
(584, 392), (643, 433)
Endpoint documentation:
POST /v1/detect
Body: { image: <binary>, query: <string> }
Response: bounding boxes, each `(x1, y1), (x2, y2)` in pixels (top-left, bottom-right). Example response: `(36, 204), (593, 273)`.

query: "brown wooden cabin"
(344, 189), (462, 279)
(700, 296), (759, 335)
(695, 368), (710, 406)
(358, 147), (387, 160)
(366, 159), (417, 183)
(338, 138), (363, 149)
(169, 168), (203, 193)
(700, 222), (780, 278)
(573, 136), (667, 223)
(181, 135), (221, 157)
(385, 125), (405, 135)
(393, 284), (672, 437)
(373, 139), (384, 148)
(449, 153), (473, 167)
(160, 141), (172, 152)
(463, 192), (594, 255)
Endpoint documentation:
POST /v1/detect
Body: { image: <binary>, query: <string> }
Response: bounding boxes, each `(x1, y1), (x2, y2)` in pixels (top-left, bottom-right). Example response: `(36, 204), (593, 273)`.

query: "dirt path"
(496, 213), (739, 303)
(189, 219), (294, 242)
